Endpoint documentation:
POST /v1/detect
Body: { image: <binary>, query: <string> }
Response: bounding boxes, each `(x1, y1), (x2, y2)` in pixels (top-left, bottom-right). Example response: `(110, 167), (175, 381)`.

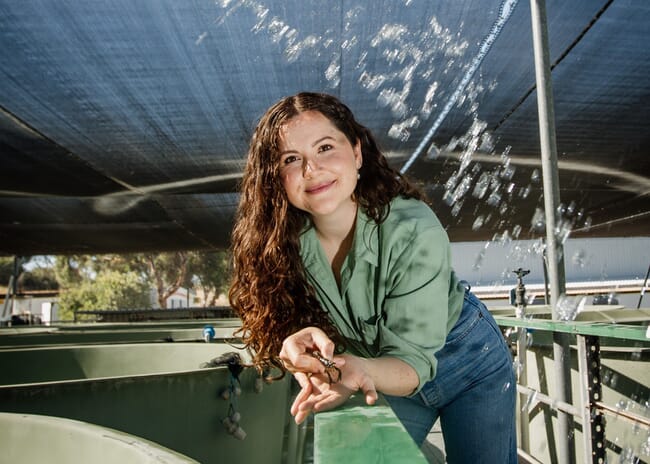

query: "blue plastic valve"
(203, 325), (216, 342)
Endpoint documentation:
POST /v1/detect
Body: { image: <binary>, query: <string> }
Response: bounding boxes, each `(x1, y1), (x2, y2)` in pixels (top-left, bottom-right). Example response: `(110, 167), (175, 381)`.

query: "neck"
(312, 201), (358, 287)
(312, 200), (358, 244)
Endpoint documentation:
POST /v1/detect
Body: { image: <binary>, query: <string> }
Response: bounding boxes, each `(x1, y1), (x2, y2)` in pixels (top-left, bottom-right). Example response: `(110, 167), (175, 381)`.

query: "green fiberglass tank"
(0, 412), (198, 464)
(0, 341), (292, 463)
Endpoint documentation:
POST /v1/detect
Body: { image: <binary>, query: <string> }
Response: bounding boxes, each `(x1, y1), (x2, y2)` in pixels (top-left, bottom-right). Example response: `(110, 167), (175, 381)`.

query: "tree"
(137, 252), (190, 308)
(12, 256), (59, 291)
(25, 251), (231, 320)
(57, 269), (150, 321)
(188, 250), (232, 307)
(18, 267), (59, 291)
(52, 252), (195, 312)
(0, 256), (28, 290)
(0, 257), (18, 285)
(54, 255), (151, 320)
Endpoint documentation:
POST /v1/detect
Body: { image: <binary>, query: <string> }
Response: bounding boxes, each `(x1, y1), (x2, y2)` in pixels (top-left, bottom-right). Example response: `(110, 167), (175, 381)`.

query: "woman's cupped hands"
(279, 327), (378, 424)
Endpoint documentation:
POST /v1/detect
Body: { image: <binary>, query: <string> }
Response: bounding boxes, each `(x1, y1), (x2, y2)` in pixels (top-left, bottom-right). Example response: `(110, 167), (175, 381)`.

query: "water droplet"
(358, 71), (387, 91)
(531, 169), (540, 182)
(325, 60), (340, 87)
(285, 34), (320, 63)
(449, 176), (472, 205)
(566, 201), (577, 216)
(473, 249), (486, 270)
(494, 230), (512, 247)
(531, 238), (546, 256)
(472, 172), (490, 199)
(501, 166), (515, 180)
(555, 218), (573, 244)
(426, 143), (441, 159)
(572, 249), (587, 268)
(421, 80), (439, 109)
(451, 200), (463, 217)
(522, 390), (538, 412)
(478, 132), (495, 153)
(555, 294), (587, 321)
(387, 124), (410, 141)
(195, 31), (209, 45)
(486, 191), (501, 207)
(530, 208), (545, 232)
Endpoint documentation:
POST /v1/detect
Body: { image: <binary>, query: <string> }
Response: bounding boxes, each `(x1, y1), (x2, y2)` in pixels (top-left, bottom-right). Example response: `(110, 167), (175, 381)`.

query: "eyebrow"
(279, 136), (336, 157)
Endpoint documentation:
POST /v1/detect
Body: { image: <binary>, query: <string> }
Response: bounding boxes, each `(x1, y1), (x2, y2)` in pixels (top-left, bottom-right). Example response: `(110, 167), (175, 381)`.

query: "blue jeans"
(385, 291), (517, 464)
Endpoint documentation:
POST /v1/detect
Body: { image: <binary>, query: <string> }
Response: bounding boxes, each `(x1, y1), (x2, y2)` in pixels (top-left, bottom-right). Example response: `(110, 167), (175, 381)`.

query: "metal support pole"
(529, 1), (575, 462)
(577, 335), (606, 463)
(513, 269), (531, 453)
(542, 252), (550, 305)
(637, 263), (650, 309)
(1, 256), (23, 325)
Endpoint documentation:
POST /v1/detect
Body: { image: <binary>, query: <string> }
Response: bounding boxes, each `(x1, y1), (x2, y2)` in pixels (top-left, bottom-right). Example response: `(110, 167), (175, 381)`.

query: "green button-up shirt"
(300, 196), (465, 391)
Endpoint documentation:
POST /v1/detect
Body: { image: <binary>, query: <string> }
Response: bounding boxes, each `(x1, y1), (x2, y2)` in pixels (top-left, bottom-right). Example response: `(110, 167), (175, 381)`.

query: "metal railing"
(495, 314), (649, 464)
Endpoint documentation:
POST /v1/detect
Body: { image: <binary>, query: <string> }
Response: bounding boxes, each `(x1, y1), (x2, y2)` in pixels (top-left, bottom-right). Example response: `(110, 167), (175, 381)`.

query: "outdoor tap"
(511, 268), (530, 317)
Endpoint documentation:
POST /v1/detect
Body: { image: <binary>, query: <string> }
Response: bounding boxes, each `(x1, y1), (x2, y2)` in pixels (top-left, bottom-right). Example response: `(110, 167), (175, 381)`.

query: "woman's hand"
(280, 328), (418, 424)
(290, 354), (378, 424)
(279, 327), (346, 376)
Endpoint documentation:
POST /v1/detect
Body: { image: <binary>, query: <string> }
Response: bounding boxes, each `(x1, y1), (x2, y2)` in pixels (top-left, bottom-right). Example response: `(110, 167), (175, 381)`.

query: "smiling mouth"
(305, 180), (335, 194)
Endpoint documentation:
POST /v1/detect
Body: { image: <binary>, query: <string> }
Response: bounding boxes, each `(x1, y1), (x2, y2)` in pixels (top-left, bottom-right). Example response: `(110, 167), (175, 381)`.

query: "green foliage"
(12, 251), (233, 321)
(189, 250), (232, 306)
(0, 257), (16, 283)
(0, 256), (57, 291)
(127, 252), (190, 308)
(0, 256), (29, 286)
(57, 269), (150, 321)
(53, 255), (89, 287)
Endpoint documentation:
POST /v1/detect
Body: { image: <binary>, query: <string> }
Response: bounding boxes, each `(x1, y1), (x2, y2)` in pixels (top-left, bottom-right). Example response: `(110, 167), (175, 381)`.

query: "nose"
(302, 158), (317, 177)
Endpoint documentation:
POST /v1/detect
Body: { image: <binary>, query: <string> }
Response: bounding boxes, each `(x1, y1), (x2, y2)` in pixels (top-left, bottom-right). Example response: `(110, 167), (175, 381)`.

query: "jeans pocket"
(443, 297), (481, 346)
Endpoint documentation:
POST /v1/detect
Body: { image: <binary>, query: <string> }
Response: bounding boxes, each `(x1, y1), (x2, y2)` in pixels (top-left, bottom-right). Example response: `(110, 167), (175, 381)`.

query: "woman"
(229, 92), (516, 463)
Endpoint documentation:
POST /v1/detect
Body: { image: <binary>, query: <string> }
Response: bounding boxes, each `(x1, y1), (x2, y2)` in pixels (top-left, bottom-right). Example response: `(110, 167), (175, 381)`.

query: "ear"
(354, 140), (362, 170)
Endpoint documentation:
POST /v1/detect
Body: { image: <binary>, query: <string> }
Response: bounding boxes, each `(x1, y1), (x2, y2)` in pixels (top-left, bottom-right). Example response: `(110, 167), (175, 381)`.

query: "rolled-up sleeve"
(378, 224), (453, 392)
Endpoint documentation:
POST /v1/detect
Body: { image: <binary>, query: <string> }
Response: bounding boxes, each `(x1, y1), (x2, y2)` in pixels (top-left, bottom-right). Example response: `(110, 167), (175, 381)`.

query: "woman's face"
(278, 110), (362, 222)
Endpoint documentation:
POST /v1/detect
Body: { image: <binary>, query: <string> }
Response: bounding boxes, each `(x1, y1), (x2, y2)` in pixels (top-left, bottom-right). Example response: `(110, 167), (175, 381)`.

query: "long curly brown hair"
(229, 92), (425, 378)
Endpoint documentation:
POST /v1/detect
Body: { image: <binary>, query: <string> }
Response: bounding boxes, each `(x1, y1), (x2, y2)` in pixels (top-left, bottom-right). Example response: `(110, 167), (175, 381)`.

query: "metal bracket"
(577, 335), (606, 464)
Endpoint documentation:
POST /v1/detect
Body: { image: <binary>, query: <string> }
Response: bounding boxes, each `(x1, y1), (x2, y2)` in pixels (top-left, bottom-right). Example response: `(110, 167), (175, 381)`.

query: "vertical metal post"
(513, 269), (531, 453)
(637, 263), (650, 309)
(529, 1), (575, 462)
(1, 256), (22, 325)
(577, 335), (606, 463)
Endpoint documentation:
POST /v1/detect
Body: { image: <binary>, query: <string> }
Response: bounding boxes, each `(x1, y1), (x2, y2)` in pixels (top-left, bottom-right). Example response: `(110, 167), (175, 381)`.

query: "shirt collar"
(354, 206), (379, 267)
(300, 206), (379, 269)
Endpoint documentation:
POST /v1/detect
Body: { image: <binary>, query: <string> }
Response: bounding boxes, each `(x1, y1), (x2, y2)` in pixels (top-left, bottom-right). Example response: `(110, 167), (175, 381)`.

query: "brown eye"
(282, 155), (298, 165)
(318, 144), (333, 153)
